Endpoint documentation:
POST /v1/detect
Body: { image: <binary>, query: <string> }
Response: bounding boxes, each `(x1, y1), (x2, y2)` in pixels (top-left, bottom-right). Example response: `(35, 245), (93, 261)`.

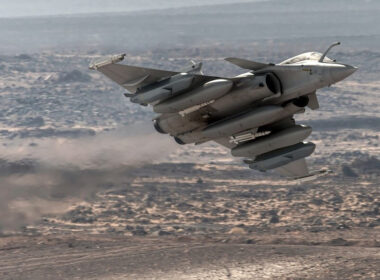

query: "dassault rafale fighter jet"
(90, 42), (356, 179)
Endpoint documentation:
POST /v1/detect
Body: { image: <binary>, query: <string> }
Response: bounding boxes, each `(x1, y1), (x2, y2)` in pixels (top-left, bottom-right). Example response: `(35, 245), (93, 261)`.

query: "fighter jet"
(90, 42), (357, 179)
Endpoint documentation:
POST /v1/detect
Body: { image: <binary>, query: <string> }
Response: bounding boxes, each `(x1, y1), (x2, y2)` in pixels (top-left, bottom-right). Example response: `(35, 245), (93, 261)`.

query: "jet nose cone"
(330, 64), (358, 83)
(344, 64), (358, 76)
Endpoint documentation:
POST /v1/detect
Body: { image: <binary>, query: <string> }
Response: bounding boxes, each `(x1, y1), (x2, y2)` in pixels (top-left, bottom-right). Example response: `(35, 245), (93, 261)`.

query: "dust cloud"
(0, 123), (177, 232)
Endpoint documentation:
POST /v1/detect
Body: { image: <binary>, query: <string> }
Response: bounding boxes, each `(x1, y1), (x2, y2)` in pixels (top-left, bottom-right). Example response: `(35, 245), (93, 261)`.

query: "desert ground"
(0, 46), (379, 279)
(0, 1), (380, 278)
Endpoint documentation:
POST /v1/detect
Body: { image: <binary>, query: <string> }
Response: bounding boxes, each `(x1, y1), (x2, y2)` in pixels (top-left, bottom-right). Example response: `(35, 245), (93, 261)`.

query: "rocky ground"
(0, 46), (379, 279)
(31, 162), (379, 237)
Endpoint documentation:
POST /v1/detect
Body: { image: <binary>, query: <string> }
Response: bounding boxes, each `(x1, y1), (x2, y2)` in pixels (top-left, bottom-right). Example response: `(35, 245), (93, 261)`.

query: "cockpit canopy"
(280, 52), (334, 65)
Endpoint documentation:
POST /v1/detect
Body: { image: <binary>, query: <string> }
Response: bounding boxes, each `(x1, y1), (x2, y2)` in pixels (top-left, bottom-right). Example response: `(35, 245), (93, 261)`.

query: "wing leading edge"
(90, 54), (223, 94)
(91, 59), (178, 93)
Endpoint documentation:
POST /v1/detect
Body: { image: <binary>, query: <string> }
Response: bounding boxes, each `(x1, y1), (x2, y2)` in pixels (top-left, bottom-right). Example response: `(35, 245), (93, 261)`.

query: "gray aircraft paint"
(131, 74), (194, 105)
(201, 102), (304, 139)
(248, 142), (316, 171)
(154, 79), (233, 113)
(231, 125), (312, 158)
(92, 42), (356, 178)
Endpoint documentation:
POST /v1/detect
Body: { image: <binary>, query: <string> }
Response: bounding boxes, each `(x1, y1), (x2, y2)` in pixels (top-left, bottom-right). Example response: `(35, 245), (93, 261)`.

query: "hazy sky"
(0, 0), (261, 18)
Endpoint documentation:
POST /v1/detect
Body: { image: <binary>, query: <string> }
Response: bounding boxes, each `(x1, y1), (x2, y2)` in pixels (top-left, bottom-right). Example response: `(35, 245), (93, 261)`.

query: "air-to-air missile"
(91, 42), (357, 178)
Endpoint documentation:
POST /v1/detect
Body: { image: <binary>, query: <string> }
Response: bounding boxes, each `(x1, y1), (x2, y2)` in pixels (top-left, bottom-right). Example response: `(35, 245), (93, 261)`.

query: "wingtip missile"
(89, 53), (126, 70)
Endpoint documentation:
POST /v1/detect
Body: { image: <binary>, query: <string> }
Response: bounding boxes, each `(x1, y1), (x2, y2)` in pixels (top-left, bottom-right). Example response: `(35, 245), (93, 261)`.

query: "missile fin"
(275, 158), (309, 178)
(307, 92), (320, 110)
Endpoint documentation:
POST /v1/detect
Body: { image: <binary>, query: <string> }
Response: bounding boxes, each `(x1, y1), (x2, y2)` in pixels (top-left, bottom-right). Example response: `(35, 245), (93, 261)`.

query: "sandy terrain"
(0, 160), (378, 279)
(0, 233), (379, 280)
